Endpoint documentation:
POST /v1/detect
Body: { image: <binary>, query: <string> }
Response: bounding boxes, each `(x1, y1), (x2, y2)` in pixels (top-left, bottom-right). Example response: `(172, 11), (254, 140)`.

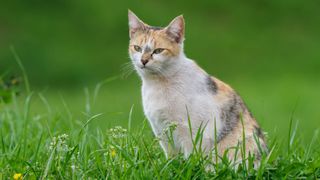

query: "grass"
(0, 85), (320, 179)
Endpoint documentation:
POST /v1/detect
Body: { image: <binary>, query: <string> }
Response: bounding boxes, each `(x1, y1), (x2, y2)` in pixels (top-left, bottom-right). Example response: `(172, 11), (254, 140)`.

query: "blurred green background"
(1, 0), (320, 142)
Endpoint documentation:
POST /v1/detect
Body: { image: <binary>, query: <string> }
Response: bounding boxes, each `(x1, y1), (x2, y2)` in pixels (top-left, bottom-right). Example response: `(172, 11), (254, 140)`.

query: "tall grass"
(0, 86), (319, 179)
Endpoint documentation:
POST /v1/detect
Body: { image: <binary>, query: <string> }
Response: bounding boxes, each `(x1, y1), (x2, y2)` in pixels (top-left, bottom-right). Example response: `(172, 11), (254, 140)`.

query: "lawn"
(0, 75), (320, 179)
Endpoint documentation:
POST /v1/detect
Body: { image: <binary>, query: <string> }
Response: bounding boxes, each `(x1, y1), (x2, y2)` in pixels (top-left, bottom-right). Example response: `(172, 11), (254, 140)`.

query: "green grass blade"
(10, 46), (30, 94)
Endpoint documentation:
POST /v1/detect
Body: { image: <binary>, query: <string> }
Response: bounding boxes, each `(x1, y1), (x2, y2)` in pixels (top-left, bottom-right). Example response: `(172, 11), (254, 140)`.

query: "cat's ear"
(128, 10), (147, 38)
(165, 15), (185, 43)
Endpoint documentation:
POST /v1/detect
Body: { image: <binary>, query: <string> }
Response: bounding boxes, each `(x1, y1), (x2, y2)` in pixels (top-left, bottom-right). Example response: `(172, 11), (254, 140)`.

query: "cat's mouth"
(138, 62), (150, 69)
(140, 66), (153, 72)
(138, 64), (151, 70)
(137, 65), (160, 75)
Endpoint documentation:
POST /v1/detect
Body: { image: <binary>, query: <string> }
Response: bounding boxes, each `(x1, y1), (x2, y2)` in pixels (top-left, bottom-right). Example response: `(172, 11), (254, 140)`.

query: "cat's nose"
(141, 59), (149, 66)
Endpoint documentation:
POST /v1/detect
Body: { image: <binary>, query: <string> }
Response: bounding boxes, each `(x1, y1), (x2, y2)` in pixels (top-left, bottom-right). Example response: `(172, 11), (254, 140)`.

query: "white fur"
(131, 47), (223, 157)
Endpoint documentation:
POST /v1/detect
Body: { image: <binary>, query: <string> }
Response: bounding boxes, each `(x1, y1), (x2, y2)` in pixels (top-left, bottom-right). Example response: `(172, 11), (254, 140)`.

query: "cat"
(128, 10), (267, 166)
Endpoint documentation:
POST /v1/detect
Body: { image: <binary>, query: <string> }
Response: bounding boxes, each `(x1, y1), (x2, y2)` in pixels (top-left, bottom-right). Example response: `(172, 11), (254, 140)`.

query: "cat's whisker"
(121, 61), (132, 68)
(121, 69), (134, 79)
(121, 62), (135, 79)
(121, 62), (133, 70)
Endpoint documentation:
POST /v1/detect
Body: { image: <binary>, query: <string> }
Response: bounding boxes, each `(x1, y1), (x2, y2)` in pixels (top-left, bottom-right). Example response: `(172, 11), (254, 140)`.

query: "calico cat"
(128, 10), (267, 165)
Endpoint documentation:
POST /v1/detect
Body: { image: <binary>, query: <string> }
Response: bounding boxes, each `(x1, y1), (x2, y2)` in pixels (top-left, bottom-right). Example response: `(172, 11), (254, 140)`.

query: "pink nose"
(141, 59), (149, 65)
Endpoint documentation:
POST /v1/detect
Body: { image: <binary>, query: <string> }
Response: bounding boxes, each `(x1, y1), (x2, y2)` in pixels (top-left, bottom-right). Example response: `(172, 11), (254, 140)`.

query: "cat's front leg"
(158, 136), (179, 158)
(157, 123), (193, 158)
(171, 125), (194, 158)
(174, 125), (215, 158)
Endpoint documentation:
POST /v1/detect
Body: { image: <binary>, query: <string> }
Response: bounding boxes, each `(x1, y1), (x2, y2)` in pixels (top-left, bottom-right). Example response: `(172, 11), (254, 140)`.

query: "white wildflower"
(108, 126), (128, 138)
(48, 134), (69, 152)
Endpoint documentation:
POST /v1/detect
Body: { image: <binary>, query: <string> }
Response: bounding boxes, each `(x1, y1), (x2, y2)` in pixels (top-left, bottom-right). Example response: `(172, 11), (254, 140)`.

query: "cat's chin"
(136, 66), (162, 77)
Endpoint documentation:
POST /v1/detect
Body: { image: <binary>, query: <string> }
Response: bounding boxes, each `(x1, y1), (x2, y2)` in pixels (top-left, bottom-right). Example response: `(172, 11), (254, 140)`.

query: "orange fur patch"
(129, 28), (181, 57)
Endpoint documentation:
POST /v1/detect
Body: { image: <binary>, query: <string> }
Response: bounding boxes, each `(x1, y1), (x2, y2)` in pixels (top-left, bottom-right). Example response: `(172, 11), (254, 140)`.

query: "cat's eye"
(153, 48), (164, 54)
(133, 45), (142, 52)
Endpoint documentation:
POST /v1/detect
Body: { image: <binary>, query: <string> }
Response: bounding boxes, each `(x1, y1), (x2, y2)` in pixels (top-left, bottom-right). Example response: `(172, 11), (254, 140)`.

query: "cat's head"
(128, 10), (185, 77)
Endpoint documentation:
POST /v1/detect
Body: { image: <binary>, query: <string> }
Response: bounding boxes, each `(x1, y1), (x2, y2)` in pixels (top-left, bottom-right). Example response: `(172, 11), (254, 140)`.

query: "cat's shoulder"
(209, 76), (234, 95)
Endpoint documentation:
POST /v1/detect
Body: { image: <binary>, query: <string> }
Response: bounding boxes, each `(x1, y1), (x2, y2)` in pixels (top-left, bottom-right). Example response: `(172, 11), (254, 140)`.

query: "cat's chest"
(141, 81), (217, 124)
(142, 83), (187, 122)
